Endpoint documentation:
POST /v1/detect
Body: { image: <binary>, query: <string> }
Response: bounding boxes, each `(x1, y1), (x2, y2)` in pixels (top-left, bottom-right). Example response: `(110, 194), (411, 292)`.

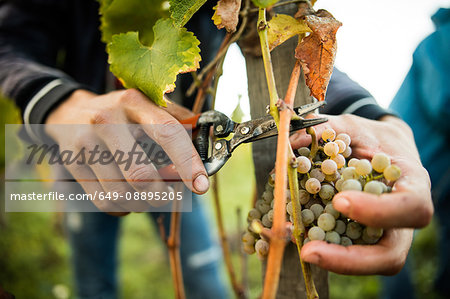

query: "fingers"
(94, 124), (172, 199)
(63, 163), (128, 215)
(301, 228), (413, 275)
(122, 90), (209, 194)
(83, 140), (155, 211)
(333, 189), (432, 228)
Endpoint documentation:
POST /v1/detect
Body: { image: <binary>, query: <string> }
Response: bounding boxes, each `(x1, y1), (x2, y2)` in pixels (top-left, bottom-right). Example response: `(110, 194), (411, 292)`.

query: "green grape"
(262, 190), (273, 203)
(322, 128), (336, 142)
(380, 182), (388, 193)
(242, 231), (256, 246)
(325, 231), (341, 244)
(301, 209), (315, 226)
(336, 133), (351, 146)
(303, 237), (310, 246)
(310, 168), (325, 182)
(340, 236), (353, 246)
(342, 179), (362, 191)
(362, 227), (380, 244)
(310, 203), (324, 219)
(371, 152), (391, 173)
(262, 214), (272, 228)
(308, 226), (325, 241)
(268, 173), (275, 187)
(321, 159), (338, 175)
(286, 201), (293, 215)
(335, 139), (346, 154)
(289, 214), (294, 223)
(332, 154), (346, 169)
(247, 208), (262, 222)
(342, 146), (352, 158)
(335, 178), (345, 192)
(364, 180), (383, 195)
(285, 189), (291, 201)
(305, 178), (321, 194)
(324, 171), (340, 182)
(342, 167), (358, 180)
(318, 213), (336, 231)
(366, 226), (383, 239)
(346, 222), (362, 239)
(256, 200), (270, 214)
(297, 146), (311, 157)
(243, 243), (256, 254)
(325, 203), (340, 219)
(324, 142), (339, 157)
(334, 219), (346, 234)
(255, 239), (269, 256)
(265, 186), (274, 196)
(249, 219), (262, 233)
(299, 189), (310, 205)
(348, 158), (359, 168)
(384, 164), (401, 181)
(355, 159), (372, 176)
(319, 184), (335, 200)
(321, 198), (331, 206)
(267, 209), (274, 222)
(300, 176), (308, 189)
(297, 156), (312, 174)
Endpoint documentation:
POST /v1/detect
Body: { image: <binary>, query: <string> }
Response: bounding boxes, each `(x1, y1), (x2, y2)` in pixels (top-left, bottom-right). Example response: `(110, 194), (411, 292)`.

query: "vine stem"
(257, 7), (286, 299)
(212, 175), (246, 298)
(168, 185), (185, 299)
(286, 61), (318, 299)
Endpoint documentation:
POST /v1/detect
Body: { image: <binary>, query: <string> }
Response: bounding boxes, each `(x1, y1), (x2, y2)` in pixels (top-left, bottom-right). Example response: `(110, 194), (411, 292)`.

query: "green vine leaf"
(169, 0), (208, 27)
(108, 19), (201, 107)
(251, 0), (279, 8)
(98, 0), (168, 46)
(267, 14), (311, 51)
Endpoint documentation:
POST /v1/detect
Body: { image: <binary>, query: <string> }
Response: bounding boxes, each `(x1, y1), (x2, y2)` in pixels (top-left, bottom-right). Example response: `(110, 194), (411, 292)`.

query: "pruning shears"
(158, 101), (327, 180)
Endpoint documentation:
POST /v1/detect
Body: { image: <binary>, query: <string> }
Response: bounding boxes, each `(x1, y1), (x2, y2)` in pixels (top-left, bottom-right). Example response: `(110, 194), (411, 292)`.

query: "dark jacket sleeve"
(0, 0), (86, 129)
(321, 68), (395, 120)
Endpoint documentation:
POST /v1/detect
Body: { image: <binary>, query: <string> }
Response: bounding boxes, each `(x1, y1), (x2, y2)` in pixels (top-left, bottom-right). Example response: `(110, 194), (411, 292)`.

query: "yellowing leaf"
(267, 14), (311, 51)
(212, 0), (242, 33)
(295, 10), (341, 101)
(108, 19), (201, 107)
(98, 0), (167, 46)
(169, 0), (208, 27)
(251, 0), (279, 8)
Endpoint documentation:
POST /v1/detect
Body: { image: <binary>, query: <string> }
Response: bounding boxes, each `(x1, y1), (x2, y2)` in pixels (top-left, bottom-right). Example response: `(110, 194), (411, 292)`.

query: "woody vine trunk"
(240, 2), (329, 298)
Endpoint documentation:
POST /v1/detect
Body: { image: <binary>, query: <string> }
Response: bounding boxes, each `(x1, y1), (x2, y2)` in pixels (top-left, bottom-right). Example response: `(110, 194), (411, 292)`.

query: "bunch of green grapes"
(242, 128), (402, 258)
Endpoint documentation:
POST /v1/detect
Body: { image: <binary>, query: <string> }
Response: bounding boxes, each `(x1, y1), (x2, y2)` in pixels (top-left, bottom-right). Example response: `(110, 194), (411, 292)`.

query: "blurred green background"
(0, 96), (444, 298)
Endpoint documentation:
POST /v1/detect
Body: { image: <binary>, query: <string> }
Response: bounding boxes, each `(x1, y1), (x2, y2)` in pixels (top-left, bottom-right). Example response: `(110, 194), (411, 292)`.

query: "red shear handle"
(156, 114), (201, 181)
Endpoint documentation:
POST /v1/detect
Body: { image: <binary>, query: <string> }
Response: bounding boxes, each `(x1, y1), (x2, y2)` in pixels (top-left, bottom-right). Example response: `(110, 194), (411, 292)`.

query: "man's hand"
(45, 89), (210, 214)
(290, 114), (433, 275)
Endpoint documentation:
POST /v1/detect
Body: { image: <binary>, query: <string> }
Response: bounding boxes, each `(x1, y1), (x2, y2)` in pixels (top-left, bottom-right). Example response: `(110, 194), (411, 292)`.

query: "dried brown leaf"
(295, 9), (341, 101)
(212, 0), (242, 33)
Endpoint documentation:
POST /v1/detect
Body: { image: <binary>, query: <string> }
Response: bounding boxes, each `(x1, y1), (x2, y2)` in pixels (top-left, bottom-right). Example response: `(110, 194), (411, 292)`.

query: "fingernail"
(333, 197), (350, 213)
(194, 175), (209, 193)
(303, 253), (320, 265)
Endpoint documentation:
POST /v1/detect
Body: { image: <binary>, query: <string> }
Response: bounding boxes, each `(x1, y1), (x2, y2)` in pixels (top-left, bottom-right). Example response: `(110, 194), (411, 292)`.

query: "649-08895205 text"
(9, 191), (184, 201)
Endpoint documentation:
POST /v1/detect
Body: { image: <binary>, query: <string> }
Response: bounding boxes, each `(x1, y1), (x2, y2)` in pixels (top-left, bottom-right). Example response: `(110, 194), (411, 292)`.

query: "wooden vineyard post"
(240, 2), (329, 298)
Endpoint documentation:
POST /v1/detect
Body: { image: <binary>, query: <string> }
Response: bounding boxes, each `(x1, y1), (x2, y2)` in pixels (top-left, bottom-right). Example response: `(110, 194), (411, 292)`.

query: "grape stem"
(286, 61), (319, 299)
(212, 175), (246, 298)
(307, 127), (319, 159)
(167, 184), (185, 299)
(257, 8), (286, 299)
